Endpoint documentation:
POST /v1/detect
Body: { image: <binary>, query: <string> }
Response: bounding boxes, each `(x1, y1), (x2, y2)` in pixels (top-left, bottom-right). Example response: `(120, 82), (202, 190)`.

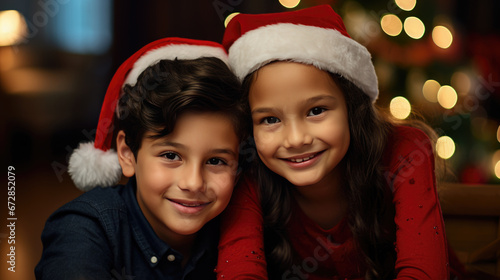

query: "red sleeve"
(217, 177), (268, 279)
(384, 126), (449, 279)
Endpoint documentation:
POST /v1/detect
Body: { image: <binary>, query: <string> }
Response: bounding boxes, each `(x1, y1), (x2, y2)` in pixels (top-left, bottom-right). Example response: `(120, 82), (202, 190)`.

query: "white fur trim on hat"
(124, 44), (229, 86)
(68, 142), (122, 192)
(228, 23), (378, 100)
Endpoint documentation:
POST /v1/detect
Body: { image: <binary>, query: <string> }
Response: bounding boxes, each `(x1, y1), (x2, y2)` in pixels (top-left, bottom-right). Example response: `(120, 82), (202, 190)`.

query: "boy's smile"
(249, 61), (350, 189)
(118, 111), (239, 244)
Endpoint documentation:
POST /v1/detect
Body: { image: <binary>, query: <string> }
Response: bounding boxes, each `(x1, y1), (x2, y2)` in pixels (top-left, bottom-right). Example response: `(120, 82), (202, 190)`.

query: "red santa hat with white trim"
(222, 4), (378, 101)
(68, 37), (229, 191)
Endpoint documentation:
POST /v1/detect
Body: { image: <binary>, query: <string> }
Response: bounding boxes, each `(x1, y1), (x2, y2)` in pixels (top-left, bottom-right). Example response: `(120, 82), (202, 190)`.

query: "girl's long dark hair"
(242, 71), (398, 279)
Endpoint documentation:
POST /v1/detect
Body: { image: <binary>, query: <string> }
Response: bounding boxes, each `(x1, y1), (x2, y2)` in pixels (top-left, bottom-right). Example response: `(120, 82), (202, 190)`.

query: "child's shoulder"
(390, 125), (430, 141)
(57, 185), (129, 217)
(383, 125), (434, 164)
(387, 125), (432, 150)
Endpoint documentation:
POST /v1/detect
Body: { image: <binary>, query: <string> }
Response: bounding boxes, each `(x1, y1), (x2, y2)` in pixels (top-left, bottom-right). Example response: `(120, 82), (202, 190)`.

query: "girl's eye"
(308, 107), (326, 116)
(261, 116), (280, 125)
(162, 152), (180, 161)
(207, 158), (227, 166)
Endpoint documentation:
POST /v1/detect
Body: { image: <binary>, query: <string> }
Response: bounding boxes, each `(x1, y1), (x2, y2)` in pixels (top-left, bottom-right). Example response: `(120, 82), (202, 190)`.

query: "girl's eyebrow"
(304, 95), (337, 104)
(251, 107), (275, 115)
(251, 95), (337, 115)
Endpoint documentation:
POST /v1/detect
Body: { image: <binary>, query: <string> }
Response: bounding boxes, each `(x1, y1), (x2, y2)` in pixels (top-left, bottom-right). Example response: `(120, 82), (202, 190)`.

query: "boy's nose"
(283, 121), (312, 149)
(178, 163), (205, 193)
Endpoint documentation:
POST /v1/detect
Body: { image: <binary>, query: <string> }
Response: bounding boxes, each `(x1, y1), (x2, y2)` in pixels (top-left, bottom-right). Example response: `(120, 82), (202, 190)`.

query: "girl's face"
(249, 62), (350, 188)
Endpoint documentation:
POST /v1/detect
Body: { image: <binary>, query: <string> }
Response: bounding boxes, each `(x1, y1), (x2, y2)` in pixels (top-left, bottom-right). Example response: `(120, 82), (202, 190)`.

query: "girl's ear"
(116, 130), (136, 178)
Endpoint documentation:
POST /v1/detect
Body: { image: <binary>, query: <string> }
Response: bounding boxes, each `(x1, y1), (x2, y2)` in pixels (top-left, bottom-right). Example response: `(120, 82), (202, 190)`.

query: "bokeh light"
(224, 12), (240, 28)
(404, 16), (425, 39)
(497, 125), (500, 143)
(492, 150), (500, 168)
(495, 161), (500, 180)
(395, 0), (417, 11)
(0, 10), (27, 46)
(390, 96), (411, 119)
(437, 85), (458, 109)
(432, 25), (453, 49)
(279, 0), (300, 9)
(381, 14), (402, 37)
(451, 71), (471, 95)
(436, 136), (455, 159)
(422, 79), (440, 103)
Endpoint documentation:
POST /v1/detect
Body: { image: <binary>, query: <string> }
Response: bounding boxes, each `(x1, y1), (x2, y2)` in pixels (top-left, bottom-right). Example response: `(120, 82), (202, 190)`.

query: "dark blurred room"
(0, 0), (499, 279)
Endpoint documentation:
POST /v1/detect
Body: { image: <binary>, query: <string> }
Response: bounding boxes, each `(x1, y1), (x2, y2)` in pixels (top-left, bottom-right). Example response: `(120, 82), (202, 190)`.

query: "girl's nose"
(283, 121), (313, 149)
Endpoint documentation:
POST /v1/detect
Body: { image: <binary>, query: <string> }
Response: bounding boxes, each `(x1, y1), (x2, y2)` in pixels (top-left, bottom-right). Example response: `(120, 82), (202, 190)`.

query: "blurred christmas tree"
(331, 0), (500, 184)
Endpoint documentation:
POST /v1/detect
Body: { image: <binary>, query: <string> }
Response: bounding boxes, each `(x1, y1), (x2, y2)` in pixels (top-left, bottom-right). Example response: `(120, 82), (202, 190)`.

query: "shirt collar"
(123, 178), (170, 267)
(122, 178), (219, 269)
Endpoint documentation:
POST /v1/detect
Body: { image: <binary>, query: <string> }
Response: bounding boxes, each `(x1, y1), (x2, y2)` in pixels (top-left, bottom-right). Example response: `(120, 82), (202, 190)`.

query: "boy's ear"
(116, 131), (136, 178)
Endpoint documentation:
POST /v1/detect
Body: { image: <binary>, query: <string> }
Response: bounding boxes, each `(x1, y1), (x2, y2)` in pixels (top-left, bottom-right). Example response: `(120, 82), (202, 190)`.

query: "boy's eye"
(207, 158), (227, 166)
(261, 116), (280, 124)
(162, 152), (180, 161)
(308, 107), (326, 116)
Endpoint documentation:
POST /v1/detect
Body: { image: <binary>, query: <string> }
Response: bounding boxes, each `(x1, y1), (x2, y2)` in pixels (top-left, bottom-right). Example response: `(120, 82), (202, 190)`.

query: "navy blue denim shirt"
(35, 178), (218, 280)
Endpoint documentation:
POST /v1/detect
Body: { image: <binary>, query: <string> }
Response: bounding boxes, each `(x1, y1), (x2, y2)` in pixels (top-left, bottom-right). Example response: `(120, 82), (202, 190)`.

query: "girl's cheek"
(254, 130), (277, 147)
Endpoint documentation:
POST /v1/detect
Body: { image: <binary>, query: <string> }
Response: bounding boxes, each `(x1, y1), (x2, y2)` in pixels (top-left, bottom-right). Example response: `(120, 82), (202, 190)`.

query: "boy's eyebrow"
(211, 149), (238, 157)
(152, 141), (185, 148)
(153, 141), (238, 157)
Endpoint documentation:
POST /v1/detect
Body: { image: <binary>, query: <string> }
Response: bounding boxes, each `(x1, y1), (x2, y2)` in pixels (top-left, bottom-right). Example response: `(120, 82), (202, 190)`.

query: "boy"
(35, 38), (247, 279)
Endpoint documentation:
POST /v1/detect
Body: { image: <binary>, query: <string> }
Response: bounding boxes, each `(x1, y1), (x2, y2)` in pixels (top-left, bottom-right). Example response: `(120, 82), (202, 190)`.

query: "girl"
(217, 5), (449, 279)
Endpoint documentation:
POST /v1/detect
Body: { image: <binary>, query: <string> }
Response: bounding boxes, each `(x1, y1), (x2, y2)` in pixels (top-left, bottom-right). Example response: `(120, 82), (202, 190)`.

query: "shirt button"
(151, 256), (158, 264)
(167, 254), (176, 262)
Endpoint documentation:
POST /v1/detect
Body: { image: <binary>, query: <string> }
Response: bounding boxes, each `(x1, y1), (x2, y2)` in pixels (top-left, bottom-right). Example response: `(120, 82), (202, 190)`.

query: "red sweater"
(217, 126), (450, 279)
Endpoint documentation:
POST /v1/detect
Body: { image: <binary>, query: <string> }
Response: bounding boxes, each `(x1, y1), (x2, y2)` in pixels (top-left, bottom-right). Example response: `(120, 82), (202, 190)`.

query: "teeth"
(180, 203), (201, 207)
(289, 155), (315, 163)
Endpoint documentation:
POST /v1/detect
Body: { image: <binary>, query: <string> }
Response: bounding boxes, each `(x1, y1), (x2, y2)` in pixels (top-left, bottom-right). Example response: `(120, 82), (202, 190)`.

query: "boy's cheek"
(209, 173), (236, 189)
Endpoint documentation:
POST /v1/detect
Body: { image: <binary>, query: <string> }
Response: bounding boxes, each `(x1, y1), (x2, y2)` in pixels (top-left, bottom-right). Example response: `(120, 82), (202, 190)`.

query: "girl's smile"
(280, 151), (325, 168)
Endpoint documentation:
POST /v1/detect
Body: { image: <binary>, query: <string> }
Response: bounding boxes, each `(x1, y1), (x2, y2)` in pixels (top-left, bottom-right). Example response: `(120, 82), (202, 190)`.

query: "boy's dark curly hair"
(115, 57), (248, 160)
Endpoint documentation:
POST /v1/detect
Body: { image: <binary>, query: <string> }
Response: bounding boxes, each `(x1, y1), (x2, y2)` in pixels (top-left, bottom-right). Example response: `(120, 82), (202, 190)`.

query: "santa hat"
(223, 4), (378, 101)
(68, 37), (229, 191)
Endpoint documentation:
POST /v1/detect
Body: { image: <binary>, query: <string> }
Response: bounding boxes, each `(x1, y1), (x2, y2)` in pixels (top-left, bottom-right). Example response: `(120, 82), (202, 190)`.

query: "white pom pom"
(68, 142), (122, 192)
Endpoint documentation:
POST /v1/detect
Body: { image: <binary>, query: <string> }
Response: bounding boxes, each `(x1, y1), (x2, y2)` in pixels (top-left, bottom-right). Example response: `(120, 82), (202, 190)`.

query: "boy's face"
(126, 112), (239, 242)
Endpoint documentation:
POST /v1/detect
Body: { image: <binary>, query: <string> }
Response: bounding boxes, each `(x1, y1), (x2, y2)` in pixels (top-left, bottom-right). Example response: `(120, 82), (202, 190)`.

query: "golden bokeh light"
(279, 0), (300, 9)
(224, 12), (240, 28)
(450, 71), (471, 95)
(0, 10), (27, 46)
(395, 0), (417, 11)
(497, 125), (500, 143)
(404, 16), (425, 39)
(432, 25), (453, 49)
(422, 79), (440, 103)
(381, 14), (402, 37)
(436, 136), (455, 159)
(390, 96), (411, 119)
(492, 150), (500, 168)
(495, 161), (500, 179)
(437, 85), (458, 109)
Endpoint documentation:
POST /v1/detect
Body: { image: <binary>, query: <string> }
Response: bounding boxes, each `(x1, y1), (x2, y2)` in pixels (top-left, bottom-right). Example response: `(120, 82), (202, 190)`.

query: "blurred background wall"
(0, 0), (498, 279)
